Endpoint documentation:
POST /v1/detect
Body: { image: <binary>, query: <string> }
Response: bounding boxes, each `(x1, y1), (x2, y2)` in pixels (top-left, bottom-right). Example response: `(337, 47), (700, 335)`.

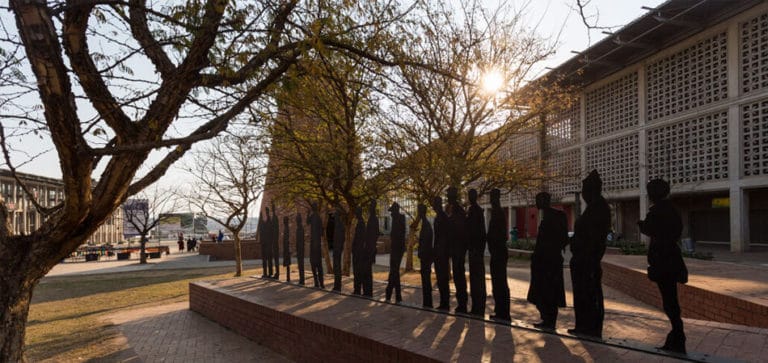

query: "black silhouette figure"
(296, 213), (306, 285)
(308, 202), (324, 288)
(271, 203), (280, 279)
(568, 170), (611, 338)
(386, 202), (406, 303)
(265, 208), (275, 277)
(352, 207), (366, 295)
(447, 187), (469, 313)
(527, 192), (568, 330)
(431, 196), (451, 310)
(332, 207), (346, 292)
(639, 179), (688, 354)
(363, 199), (379, 297)
(487, 189), (510, 321)
(417, 203), (434, 308)
(283, 216), (291, 282)
(326, 212), (335, 251)
(467, 189), (487, 316)
(259, 211), (270, 278)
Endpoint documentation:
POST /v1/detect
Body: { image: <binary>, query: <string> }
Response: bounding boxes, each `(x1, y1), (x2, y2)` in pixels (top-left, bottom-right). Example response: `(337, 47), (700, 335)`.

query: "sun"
(481, 69), (504, 95)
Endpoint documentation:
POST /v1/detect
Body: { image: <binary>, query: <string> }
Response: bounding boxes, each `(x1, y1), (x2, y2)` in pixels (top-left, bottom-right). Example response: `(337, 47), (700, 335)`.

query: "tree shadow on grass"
(33, 266), (252, 304)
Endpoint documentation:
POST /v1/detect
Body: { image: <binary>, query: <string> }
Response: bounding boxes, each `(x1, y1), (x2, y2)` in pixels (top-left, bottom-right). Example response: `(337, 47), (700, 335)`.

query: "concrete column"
(727, 22), (749, 252)
(637, 65), (650, 244)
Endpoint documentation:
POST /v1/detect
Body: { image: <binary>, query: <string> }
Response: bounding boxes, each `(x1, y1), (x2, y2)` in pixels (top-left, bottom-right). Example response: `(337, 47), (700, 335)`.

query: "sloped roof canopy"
(546, 0), (762, 87)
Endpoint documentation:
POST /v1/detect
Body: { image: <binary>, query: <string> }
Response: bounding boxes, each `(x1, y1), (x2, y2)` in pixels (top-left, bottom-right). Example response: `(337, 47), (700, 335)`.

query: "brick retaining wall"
(601, 261), (768, 329)
(198, 240), (262, 261)
(189, 282), (440, 363)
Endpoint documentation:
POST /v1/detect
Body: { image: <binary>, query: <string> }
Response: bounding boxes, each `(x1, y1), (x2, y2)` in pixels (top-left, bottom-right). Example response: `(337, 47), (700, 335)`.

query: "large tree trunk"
(233, 235), (243, 277)
(0, 272), (35, 363)
(341, 212), (355, 276)
(322, 236), (333, 274)
(404, 218), (421, 272)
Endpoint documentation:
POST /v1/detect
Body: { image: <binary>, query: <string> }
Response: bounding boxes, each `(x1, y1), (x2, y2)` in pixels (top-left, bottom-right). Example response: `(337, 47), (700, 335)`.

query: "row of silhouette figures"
(257, 170), (688, 355)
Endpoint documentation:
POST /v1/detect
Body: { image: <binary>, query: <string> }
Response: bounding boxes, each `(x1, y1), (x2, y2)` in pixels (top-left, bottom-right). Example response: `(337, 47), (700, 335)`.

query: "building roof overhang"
(542, 0), (763, 88)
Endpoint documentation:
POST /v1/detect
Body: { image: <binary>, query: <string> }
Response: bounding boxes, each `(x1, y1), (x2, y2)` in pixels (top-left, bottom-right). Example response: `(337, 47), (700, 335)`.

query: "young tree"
(381, 0), (555, 200)
(265, 52), (387, 275)
(0, 1), (418, 359)
(187, 130), (265, 277)
(122, 186), (180, 264)
(378, 0), (557, 268)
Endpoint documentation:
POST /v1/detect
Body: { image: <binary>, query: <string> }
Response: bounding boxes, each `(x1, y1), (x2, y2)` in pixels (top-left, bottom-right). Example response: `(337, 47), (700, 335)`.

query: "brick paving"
(106, 302), (291, 363)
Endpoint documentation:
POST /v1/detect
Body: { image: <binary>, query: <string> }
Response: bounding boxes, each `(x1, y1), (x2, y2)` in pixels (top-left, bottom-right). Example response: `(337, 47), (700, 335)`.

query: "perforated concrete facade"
(500, 2), (768, 252)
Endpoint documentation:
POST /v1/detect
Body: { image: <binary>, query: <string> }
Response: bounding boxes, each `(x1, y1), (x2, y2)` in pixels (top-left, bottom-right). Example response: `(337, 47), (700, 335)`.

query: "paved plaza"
(45, 250), (768, 362)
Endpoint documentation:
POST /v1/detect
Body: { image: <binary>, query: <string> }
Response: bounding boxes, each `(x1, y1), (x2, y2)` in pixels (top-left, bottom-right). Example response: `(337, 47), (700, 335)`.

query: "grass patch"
(26, 266), (259, 362)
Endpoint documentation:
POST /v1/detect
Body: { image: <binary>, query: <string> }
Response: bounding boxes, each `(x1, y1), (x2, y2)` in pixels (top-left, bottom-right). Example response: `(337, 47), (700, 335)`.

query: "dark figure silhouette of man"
(308, 202), (324, 288)
(447, 186), (469, 313)
(264, 208), (274, 277)
(296, 213), (306, 285)
(363, 199), (380, 297)
(386, 202), (406, 303)
(332, 207), (346, 292)
(431, 196), (451, 310)
(467, 189), (487, 316)
(568, 170), (611, 338)
(639, 179), (688, 354)
(527, 192), (568, 330)
(417, 203), (434, 308)
(271, 203), (280, 279)
(487, 189), (510, 321)
(259, 211), (270, 278)
(283, 216), (291, 282)
(352, 207), (366, 295)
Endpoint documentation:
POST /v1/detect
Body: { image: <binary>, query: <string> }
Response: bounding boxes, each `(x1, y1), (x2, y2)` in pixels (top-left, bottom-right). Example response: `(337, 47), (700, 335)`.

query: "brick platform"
(190, 278), (694, 362)
(602, 255), (768, 329)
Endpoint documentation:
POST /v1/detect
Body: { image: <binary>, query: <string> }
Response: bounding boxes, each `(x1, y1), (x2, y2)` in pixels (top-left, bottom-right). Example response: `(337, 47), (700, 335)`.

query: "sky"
(1, 0), (666, 192)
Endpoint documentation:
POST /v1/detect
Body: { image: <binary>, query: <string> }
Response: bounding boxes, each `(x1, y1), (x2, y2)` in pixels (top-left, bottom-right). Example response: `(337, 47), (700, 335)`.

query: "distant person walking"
(639, 179), (688, 354)
(177, 233), (184, 252)
(217, 230), (224, 243)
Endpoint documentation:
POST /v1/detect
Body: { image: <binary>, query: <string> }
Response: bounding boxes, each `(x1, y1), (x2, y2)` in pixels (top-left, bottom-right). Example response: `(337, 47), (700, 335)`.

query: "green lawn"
(26, 266), (256, 362)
